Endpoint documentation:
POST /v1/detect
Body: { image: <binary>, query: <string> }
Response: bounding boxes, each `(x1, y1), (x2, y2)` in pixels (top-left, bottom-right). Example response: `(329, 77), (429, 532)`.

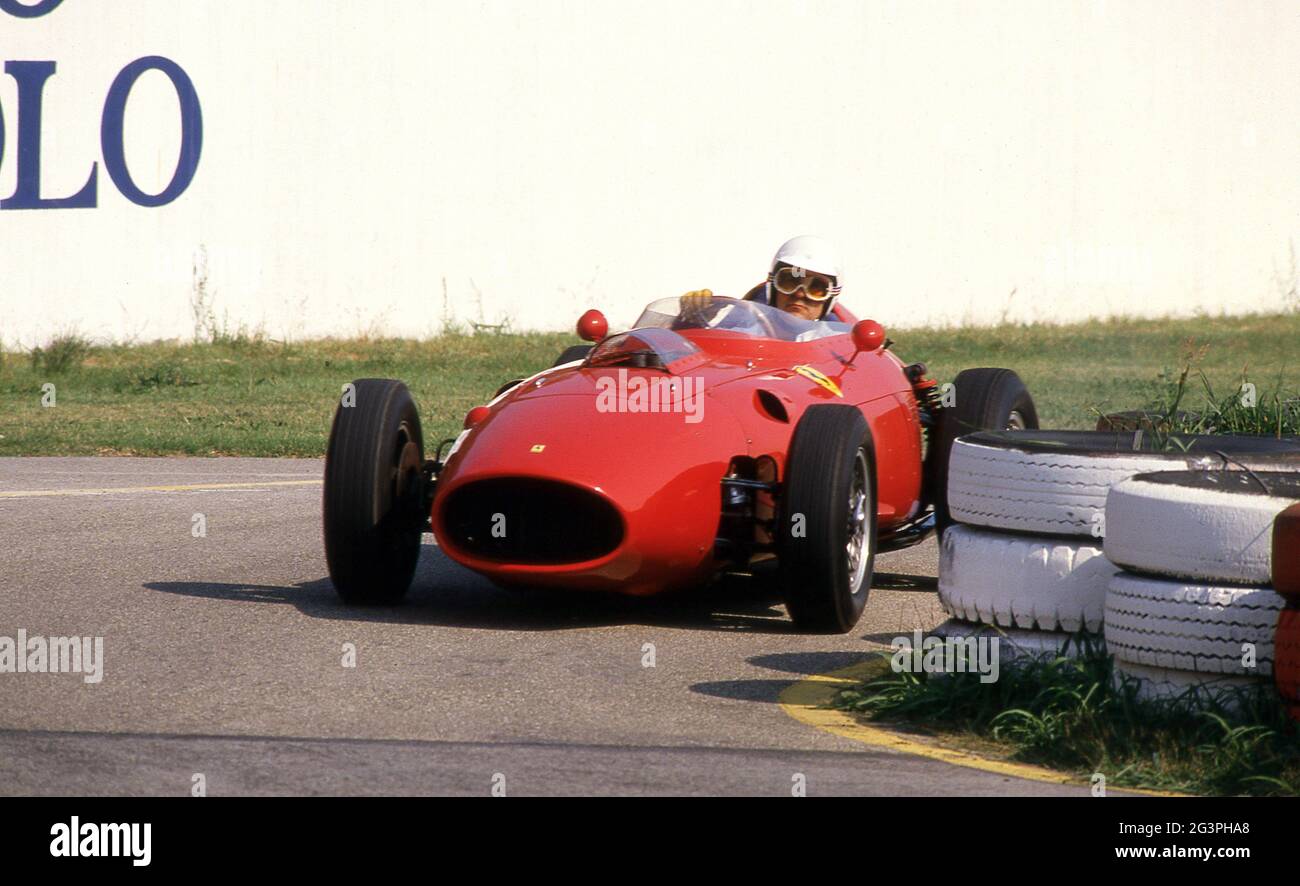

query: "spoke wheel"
(778, 404), (878, 633)
(845, 449), (872, 594)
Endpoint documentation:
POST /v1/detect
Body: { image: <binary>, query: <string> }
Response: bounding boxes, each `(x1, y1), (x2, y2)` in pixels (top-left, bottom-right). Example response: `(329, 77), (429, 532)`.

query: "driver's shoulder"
(741, 282), (766, 302)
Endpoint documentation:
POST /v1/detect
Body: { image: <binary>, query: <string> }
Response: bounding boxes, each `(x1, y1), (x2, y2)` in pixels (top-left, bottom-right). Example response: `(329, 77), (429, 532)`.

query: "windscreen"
(585, 327), (704, 372)
(633, 296), (850, 342)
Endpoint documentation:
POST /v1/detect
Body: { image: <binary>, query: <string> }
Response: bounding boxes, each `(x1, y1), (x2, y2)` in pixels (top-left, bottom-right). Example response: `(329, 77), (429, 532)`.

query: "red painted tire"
(1274, 504), (1300, 600)
(1275, 604), (1300, 722)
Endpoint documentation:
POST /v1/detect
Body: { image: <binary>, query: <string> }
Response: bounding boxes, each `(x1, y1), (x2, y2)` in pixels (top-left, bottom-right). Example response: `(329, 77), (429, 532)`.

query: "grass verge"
(834, 644), (1300, 796)
(0, 332), (573, 457)
(2, 311), (1299, 457)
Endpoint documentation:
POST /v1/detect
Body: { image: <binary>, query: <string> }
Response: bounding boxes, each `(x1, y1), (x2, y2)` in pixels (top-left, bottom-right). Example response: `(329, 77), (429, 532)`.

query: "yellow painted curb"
(779, 655), (1181, 796)
(0, 479), (322, 499)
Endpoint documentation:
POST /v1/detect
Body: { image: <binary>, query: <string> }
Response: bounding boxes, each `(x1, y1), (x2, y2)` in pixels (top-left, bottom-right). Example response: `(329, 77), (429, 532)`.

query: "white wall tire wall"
(947, 430), (1300, 537)
(939, 524), (1117, 633)
(1104, 572), (1283, 677)
(1104, 471), (1300, 585)
(1112, 659), (1262, 704)
(933, 618), (1102, 662)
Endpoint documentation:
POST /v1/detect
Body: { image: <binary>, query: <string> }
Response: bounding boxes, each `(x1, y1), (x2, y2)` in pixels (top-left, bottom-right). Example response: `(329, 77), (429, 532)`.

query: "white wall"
(1, 0), (1297, 347)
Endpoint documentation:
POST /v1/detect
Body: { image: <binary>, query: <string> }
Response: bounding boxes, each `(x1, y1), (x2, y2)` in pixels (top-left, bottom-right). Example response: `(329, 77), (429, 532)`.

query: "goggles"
(771, 265), (836, 302)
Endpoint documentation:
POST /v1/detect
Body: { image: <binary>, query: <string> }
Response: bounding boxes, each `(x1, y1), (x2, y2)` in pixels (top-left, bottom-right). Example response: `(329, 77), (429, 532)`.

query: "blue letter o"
(0, 0), (64, 19)
(101, 56), (203, 207)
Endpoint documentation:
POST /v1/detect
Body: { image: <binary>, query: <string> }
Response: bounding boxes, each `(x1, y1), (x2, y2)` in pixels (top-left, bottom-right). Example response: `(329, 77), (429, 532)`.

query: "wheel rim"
(389, 422), (423, 529)
(1005, 410), (1027, 431)
(845, 449), (871, 595)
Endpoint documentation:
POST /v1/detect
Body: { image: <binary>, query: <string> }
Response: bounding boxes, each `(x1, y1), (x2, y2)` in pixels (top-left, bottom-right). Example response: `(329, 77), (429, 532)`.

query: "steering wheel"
(724, 301), (778, 338)
(674, 298), (779, 338)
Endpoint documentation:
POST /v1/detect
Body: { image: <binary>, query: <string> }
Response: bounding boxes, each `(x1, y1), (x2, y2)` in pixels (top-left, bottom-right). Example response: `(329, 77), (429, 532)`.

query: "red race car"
(322, 295), (1037, 632)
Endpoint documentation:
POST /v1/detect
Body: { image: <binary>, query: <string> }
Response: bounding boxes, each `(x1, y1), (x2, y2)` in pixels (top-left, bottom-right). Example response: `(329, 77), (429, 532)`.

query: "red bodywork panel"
(431, 313), (923, 595)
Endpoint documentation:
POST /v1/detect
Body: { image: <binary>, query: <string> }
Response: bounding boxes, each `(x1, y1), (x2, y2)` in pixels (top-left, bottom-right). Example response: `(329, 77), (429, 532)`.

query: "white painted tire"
(933, 619), (1103, 662)
(1105, 471), (1300, 585)
(1104, 572), (1283, 677)
(1112, 659), (1263, 705)
(947, 430), (1300, 537)
(938, 525), (1118, 633)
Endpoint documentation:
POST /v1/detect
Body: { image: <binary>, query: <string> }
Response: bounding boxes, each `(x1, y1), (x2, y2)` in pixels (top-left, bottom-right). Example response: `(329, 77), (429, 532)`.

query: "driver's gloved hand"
(679, 289), (714, 325)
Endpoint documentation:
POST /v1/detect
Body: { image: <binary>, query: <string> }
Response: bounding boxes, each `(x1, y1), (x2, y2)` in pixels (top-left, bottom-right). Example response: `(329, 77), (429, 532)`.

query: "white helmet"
(764, 235), (843, 318)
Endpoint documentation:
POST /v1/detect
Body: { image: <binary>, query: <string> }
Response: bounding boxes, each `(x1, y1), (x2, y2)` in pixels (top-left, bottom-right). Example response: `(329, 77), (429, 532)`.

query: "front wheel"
(323, 378), (426, 604)
(777, 405), (878, 633)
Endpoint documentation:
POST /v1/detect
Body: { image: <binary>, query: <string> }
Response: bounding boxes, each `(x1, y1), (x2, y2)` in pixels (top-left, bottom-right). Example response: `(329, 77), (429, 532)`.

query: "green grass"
(0, 332), (572, 457)
(1129, 357), (1300, 438)
(903, 311), (1300, 432)
(2, 311), (1299, 457)
(834, 645), (1300, 796)
(28, 332), (93, 375)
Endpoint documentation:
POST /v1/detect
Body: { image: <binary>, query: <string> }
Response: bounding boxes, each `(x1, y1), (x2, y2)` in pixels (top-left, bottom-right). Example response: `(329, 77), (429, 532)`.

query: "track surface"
(0, 457), (1092, 796)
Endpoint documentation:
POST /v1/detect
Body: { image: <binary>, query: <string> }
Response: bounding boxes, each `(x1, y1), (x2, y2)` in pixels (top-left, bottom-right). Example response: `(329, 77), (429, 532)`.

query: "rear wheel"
(552, 344), (593, 367)
(929, 368), (1037, 538)
(323, 378), (426, 604)
(494, 378), (525, 398)
(778, 405), (877, 633)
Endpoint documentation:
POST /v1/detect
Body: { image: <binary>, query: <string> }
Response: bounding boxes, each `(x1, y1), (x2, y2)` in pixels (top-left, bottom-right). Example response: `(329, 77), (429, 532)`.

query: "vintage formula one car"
(322, 294), (1037, 632)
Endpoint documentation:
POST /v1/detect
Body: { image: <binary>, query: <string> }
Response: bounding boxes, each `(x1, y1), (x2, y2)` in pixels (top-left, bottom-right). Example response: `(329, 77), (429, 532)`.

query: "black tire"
(929, 368), (1038, 538)
(552, 344), (593, 367)
(494, 378), (525, 398)
(777, 405), (877, 633)
(323, 378), (426, 604)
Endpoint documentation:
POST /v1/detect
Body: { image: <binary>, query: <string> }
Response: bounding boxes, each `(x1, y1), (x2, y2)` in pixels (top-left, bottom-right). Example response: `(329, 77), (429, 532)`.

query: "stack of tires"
(1103, 470), (1300, 702)
(938, 431), (1122, 658)
(928, 371), (1083, 660)
(1273, 504), (1300, 721)
(937, 430), (1300, 665)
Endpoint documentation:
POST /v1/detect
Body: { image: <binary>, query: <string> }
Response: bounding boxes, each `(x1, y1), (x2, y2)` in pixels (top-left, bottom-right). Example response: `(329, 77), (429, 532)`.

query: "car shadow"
(872, 571), (938, 591)
(747, 651), (881, 675)
(143, 541), (802, 635)
(689, 650), (887, 704)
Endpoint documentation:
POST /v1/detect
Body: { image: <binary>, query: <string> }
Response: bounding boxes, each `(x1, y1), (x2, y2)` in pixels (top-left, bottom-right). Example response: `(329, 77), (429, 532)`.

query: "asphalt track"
(0, 457), (1098, 796)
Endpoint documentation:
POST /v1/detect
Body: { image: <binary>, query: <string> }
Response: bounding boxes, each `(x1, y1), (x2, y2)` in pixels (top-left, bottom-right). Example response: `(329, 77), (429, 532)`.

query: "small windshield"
(633, 296), (850, 342)
(585, 327), (705, 373)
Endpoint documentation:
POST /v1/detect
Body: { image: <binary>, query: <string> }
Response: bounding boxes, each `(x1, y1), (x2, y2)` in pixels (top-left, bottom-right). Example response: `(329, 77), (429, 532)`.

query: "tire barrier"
(939, 525), (1115, 633)
(1104, 572), (1282, 677)
(1105, 471), (1300, 586)
(947, 430), (1300, 536)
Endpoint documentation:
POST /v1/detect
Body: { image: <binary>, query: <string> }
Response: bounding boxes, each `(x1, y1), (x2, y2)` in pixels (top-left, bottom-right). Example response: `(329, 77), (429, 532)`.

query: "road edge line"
(778, 656), (1181, 796)
(0, 479), (322, 499)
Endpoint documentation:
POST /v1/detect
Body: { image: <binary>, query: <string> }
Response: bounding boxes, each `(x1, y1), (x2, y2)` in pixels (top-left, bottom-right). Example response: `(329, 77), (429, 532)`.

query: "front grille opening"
(441, 478), (624, 564)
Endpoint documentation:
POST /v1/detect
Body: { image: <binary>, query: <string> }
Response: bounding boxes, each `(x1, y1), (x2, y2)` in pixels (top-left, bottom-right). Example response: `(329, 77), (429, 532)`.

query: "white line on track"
(0, 480), (322, 499)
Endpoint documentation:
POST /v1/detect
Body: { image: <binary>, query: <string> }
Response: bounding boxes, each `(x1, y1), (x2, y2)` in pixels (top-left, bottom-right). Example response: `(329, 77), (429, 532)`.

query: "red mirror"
(577, 309), (608, 342)
(463, 405), (491, 428)
(852, 319), (886, 354)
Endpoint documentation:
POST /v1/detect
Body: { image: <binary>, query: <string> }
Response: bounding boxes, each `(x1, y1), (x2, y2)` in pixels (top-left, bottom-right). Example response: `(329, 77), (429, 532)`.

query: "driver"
(680, 235), (843, 324)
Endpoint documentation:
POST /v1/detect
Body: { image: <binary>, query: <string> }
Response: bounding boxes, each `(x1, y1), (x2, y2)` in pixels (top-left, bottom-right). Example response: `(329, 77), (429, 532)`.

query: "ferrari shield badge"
(792, 365), (843, 398)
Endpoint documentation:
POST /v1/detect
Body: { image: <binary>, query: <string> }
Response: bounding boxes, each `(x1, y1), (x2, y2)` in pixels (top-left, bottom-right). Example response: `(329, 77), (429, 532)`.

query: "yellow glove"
(679, 289), (714, 324)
